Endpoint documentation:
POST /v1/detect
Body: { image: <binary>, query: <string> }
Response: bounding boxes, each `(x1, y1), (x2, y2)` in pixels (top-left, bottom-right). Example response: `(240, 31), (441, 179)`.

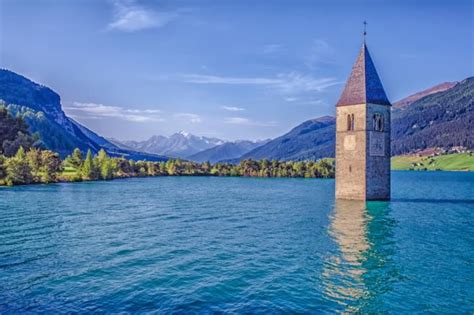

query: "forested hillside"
(392, 82), (457, 108)
(188, 140), (268, 163)
(391, 77), (473, 155)
(238, 116), (335, 162)
(0, 107), (37, 156)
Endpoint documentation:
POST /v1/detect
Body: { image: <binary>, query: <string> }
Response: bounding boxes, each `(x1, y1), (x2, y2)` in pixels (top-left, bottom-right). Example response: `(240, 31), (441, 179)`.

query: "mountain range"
(1, 69), (471, 162)
(118, 131), (224, 158)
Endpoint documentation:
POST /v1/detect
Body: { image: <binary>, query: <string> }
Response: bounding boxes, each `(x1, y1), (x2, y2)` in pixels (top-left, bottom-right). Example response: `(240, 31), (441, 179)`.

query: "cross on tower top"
(363, 21), (367, 42)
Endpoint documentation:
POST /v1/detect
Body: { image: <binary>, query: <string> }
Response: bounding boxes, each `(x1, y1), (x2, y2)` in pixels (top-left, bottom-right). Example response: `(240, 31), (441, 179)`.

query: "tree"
(97, 149), (108, 164)
(81, 149), (97, 180)
(101, 158), (114, 180)
(166, 160), (176, 175)
(26, 148), (42, 180)
(202, 161), (211, 174)
(5, 146), (33, 185)
(95, 149), (114, 180)
(65, 148), (83, 169)
(116, 157), (132, 175)
(0, 155), (6, 182)
(40, 150), (62, 183)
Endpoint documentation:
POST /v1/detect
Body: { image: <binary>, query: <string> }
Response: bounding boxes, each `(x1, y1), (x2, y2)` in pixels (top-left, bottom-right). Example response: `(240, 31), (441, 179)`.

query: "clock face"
(343, 135), (356, 151)
(370, 132), (385, 156)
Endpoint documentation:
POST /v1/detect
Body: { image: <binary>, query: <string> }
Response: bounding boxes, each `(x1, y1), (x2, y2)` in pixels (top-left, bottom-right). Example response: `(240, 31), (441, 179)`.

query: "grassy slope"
(391, 153), (474, 171)
(303, 154), (472, 171)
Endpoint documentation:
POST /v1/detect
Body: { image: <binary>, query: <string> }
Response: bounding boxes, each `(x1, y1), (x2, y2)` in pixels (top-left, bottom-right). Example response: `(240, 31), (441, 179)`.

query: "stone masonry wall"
(335, 104), (367, 200)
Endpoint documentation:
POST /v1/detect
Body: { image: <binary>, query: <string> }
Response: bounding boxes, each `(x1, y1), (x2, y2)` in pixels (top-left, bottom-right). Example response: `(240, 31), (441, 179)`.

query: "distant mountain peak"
(177, 130), (191, 137)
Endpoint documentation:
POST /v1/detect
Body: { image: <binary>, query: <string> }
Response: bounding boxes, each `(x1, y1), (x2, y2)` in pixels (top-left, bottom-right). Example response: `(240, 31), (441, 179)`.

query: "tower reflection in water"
(323, 200), (398, 313)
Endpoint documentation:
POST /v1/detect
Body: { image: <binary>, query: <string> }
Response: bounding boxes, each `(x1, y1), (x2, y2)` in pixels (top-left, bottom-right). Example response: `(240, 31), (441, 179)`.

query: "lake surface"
(1, 172), (473, 313)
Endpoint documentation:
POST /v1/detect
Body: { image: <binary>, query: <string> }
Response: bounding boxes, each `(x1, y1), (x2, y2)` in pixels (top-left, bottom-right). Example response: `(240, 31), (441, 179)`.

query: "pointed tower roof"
(336, 43), (390, 106)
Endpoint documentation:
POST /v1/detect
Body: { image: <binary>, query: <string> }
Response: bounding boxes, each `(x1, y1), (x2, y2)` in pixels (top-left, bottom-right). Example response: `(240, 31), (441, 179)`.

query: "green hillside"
(391, 153), (474, 171)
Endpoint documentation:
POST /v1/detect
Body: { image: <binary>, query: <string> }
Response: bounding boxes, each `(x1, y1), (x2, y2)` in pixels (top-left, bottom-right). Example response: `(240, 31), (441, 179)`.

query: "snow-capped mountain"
(119, 131), (225, 158)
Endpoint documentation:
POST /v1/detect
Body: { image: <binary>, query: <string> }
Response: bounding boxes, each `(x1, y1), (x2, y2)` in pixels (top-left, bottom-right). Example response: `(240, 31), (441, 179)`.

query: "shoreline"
(2, 168), (471, 188)
(0, 173), (335, 187)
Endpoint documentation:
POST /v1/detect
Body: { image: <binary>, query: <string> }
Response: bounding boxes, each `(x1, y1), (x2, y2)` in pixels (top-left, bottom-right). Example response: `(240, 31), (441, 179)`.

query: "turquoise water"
(0, 172), (473, 313)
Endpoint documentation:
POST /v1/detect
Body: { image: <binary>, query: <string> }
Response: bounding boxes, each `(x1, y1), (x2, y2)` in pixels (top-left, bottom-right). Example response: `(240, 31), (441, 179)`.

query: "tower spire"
(336, 39), (390, 107)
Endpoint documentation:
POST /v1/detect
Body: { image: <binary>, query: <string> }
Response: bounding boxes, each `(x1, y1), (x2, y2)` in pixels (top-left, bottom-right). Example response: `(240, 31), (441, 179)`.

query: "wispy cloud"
(305, 99), (327, 106)
(224, 117), (277, 127)
(179, 72), (341, 94)
(282, 98), (329, 107)
(64, 102), (163, 122)
(221, 106), (245, 111)
(174, 113), (202, 123)
(305, 39), (336, 69)
(262, 44), (283, 54)
(107, 0), (179, 32)
(181, 74), (278, 85)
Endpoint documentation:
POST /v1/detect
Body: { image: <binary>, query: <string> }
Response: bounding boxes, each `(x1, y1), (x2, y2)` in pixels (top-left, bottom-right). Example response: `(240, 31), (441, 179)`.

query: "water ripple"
(0, 173), (473, 313)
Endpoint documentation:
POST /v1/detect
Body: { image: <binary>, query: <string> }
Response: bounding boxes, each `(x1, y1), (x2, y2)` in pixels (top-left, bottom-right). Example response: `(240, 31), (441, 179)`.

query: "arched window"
(373, 113), (384, 131)
(347, 114), (355, 131)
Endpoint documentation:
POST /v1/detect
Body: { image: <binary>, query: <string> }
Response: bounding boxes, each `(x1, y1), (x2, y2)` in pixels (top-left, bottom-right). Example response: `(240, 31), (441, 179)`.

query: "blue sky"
(1, 0), (472, 141)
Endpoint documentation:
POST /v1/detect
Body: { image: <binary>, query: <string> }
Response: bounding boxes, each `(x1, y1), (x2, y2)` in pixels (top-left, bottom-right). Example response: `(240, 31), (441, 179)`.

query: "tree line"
(0, 108), (334, 186)
(0, 146), (335, 186)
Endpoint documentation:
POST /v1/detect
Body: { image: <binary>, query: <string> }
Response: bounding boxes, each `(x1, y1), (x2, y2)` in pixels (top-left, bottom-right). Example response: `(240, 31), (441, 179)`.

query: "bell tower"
(335, 36), (391, 200)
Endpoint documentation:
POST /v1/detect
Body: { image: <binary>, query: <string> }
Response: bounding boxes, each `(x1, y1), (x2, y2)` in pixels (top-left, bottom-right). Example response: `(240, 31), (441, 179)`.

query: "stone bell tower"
(335, 39), (391, 200)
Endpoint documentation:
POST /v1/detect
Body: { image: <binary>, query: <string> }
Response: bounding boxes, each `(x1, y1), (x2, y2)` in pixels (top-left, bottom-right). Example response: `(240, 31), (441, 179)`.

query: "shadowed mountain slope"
(0, 69), (167, 161)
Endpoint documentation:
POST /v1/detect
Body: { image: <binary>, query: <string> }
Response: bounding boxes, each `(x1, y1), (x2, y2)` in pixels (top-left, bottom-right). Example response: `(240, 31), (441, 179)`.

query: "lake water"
(0, 172), (473, 313)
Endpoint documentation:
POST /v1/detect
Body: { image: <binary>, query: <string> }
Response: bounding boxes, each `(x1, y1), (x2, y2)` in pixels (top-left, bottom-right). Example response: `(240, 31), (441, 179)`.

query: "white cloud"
(179, 72), (341, 94)
(224, 117), (277, 127)
(64, 102), (163, 122)
(107, 0), (179, 32)
(221, 106), (245, 111)
(284, 97), (298, 102)
(174, 113), (202, 123)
